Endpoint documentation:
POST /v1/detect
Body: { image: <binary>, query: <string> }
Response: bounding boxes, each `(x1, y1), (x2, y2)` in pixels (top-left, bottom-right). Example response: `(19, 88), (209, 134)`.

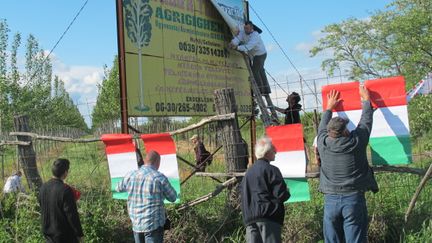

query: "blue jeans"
(246, 220), (282, 243)
(323, 192), (368, 243)
(133, 227), (163, 243)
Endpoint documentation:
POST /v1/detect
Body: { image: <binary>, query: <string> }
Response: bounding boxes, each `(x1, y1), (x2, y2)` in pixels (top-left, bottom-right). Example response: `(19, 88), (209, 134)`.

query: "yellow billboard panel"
(122, 0), (251, 116)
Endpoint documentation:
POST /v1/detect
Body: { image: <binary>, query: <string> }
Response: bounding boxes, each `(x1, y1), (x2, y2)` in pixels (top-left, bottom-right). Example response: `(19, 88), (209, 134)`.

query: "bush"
(0, 191), (132, 243)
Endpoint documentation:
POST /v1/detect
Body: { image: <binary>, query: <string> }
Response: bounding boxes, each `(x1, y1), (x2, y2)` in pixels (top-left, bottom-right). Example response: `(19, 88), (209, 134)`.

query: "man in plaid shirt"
(117, 150), (177, 243)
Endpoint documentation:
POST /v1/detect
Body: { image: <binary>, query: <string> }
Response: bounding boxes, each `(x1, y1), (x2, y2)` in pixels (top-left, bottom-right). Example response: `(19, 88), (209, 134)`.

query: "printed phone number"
(155, 102), (209, 113)
(178, 41), (229, 58)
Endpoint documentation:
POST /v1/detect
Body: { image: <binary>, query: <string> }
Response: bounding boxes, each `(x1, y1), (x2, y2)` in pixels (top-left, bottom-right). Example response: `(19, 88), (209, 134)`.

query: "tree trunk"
(214, 88), (248, 208)
(14, 115), (43, 191)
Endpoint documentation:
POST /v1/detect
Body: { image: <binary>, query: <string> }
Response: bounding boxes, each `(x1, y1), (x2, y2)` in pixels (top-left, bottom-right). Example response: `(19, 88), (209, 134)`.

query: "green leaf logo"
(124, 0), (153, 48)
(123, 0), (153, 112)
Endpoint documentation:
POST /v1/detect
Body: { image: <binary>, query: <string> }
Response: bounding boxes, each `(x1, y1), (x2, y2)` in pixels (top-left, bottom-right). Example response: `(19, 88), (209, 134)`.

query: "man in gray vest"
(317, 86), (378, 243)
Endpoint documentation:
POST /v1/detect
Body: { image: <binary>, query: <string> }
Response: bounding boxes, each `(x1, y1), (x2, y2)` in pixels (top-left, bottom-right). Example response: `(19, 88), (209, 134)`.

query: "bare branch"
(195, 164), (430, 179)
(178, 177), (238, 211)
(405, 161), (432, 222)
(9, 113), (235, 143)
(169, 113), (235, 136)
(9, 132), (101, 143)
(0, 140), (31, 147)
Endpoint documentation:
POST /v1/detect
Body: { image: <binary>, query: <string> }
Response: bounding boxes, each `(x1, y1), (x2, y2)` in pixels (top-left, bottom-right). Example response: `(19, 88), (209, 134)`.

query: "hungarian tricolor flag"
(266, 124), (310, 202)
(101, 134), (138, 199)
(365, 76), (412, 165)
(141, 133), (181, 203)
(322, 81), (363, 132)
(322, 76), (411, 165)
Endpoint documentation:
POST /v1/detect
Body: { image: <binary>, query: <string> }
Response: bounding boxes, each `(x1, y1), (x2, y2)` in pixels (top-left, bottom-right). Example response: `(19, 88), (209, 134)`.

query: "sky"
(0, 0), (392, 126)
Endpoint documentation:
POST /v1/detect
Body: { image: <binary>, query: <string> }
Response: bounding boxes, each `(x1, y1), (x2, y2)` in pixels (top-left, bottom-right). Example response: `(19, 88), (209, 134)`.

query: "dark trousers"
(246, 220), (282, 243)
(252, 53), (270, 95)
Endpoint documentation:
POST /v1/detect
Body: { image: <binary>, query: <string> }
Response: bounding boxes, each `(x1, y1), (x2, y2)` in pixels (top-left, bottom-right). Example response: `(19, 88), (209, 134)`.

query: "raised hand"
(359, 84), (370, 101)
(326, 90), (341, 111)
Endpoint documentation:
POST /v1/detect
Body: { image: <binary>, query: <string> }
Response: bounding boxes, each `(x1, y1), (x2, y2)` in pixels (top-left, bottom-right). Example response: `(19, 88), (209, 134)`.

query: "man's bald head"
(144, 150), (161, 170)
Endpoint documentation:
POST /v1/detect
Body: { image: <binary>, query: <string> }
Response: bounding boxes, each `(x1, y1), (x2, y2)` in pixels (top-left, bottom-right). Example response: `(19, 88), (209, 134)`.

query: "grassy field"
(0, 129), (431, 242)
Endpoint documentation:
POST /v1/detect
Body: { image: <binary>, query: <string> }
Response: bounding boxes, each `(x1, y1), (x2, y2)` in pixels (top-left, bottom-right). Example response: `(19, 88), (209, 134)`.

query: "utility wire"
(26, 0), (89, 83)
(249, 4), (321, 104)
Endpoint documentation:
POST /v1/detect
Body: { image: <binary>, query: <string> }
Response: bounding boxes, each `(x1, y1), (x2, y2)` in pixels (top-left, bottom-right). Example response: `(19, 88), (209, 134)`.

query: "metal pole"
(116, 0), (129, 134)
(299, 76), (305, 109)
(313, 79), (319, 109)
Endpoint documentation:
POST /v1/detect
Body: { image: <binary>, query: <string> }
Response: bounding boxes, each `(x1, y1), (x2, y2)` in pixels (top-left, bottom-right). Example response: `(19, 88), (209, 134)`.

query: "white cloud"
(50, 53), (104, 126)
(266, 43), (277, 52)
(294, 29), (331, 57)
(294, 42), (314, 53)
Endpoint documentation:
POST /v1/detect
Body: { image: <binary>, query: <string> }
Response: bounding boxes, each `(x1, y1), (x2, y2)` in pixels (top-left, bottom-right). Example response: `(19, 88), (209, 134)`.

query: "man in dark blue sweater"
(241, 137), (290, 243)
(39, 159), (83, 243)
(318, 87), (378, 243)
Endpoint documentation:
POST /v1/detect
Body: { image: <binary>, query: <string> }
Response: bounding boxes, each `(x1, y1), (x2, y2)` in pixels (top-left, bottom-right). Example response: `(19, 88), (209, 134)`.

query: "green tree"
(0, 19), (9, 131)
(0, 19), (8, 77)
(310, 0), (432, 86)
(91, 56), (120, 129)
(0, 19), (88, 132)
(49, 76), (88, 131)
(310, 0), (432, 138)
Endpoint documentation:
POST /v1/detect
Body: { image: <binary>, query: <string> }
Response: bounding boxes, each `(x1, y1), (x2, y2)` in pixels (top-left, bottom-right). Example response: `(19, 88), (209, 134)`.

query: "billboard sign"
(121, 0), (251, 116)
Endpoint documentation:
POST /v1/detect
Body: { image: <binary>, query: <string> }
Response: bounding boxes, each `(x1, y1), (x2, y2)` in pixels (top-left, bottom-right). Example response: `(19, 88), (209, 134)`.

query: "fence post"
(214, 88), (248, 208)
(13, 115), (43, 191)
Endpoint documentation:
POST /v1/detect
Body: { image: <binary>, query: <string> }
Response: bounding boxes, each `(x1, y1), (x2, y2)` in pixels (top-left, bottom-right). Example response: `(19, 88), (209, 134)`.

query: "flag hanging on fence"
(322, 81), (363, 132)
(365, 76), (412, 165)
(141, 133), (181, 203)
(266, 124), (310, 203)
(321, 76), (411, 165)
(101, 134), (138, 199)
(406, 73), (432, 102)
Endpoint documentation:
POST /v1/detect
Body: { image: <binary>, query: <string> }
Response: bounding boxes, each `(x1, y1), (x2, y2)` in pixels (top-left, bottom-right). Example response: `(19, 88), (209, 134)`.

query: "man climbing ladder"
(229, 21), (279, 125)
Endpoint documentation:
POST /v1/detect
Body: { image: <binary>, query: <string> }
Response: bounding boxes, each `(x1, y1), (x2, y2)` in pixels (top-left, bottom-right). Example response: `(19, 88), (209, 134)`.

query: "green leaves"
(310, 0), (432, 86)
(0, 19), (88, 131)
(310, 0), (432, 140)
(91, 56), (120, 129)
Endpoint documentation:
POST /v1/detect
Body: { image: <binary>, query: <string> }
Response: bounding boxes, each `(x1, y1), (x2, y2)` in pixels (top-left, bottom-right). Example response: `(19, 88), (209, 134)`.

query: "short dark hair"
(244, 20), (253, 26)
(287, 92), (301, 104)
(52, 158), (70, 178)
(327, 117), (349, 138)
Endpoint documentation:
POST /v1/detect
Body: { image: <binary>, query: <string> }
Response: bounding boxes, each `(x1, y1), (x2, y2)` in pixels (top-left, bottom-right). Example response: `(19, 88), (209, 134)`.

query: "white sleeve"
(237, 33), (260, 52)
(231, 30), (245, 46)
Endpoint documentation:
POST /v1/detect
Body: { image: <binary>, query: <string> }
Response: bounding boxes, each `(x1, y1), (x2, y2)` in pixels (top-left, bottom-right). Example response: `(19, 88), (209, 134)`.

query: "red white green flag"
(365, 76), (411, 165)
(322, 76), (411, 165)
(141, 133), (181, 203)
(101, 134), (138, 199)
(266, 124), (310, 203)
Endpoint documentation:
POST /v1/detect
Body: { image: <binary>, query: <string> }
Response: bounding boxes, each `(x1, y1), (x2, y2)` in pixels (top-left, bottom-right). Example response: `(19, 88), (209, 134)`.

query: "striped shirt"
(116, 165), (177, 232)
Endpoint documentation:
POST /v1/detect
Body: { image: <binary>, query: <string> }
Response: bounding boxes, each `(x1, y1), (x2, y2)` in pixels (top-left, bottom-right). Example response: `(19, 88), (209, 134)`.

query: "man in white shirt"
(3, 171), (25, 193)
(230, 21), (270, 97)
